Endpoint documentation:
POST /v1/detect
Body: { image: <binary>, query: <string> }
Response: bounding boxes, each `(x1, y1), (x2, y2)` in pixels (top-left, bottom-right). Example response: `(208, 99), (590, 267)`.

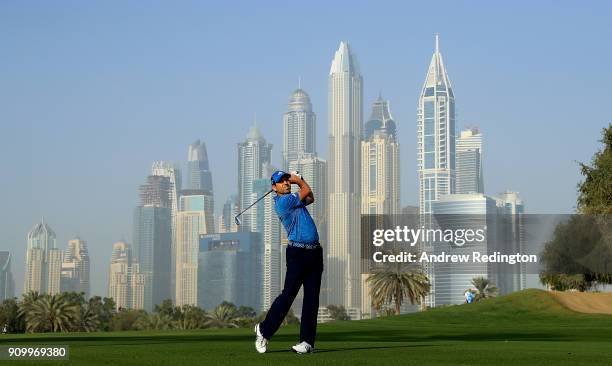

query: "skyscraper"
(417, 35), (456, 307)
(133, 175), (172, 311)
(237, 124), (273, 232)
(361, 95), (400, 317)
(220, 196), (239, 233)
(418, 35), (456, 217)
(60, 237), (90, 297)
(282, 87), (316, 171)
(24, 219), (61, 295)
(198, 232), (263, 311)
(0, 251), (15, 301)
(151, 161), (181, 302)
(187, 140), (213, 192)
(496, 191), (525, 291)
(252, 173), (281, 311)
(432, 194), (498, 305)
(108, 241), (146, 310)
(327, 41), (363, 308)
(362, 95), (400, 216)
(175, 190), (214, 307)
(456, 128), (484, 194)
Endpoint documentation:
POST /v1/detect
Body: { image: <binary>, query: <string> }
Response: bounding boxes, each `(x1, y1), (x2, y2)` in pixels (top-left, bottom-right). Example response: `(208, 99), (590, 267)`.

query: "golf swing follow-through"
(253, 170), (323, 354)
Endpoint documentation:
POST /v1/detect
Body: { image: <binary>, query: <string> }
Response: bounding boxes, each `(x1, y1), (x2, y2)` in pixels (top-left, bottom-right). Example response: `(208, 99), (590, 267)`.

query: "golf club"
(234, 189), (273, 226)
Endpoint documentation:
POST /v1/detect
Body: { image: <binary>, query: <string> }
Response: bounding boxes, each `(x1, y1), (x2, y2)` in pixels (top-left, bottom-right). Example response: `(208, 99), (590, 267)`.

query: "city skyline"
(2, 2), (610, 299)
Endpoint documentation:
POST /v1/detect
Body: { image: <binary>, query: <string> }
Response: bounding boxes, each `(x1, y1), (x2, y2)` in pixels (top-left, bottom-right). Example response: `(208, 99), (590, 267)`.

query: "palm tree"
(75, 304), (100, 332)
(367, 259), (431, 315)
(174, 305), (207, 330)
(134, 312), (174, 330)
(25, 294), (79, 333)
(471, 276), (498, 301)
(205, 302), (240, 328)
(18, 291), (42, 318)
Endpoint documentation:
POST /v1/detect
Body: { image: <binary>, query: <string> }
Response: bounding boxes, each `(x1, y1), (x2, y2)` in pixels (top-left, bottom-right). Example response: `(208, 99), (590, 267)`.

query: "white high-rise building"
(456, 128), (484, 194)
(417, 35), (456, 307)
(60, 237), (90, 297)
(418, 35), (456, 217)
(237, 124), (273, 232)
(361, 96), (400, 317)
(327, 41), (363, 308)
(175, 191), (213, 307)
(24, 219), (61, 295)
(282, 87), (316, 171)
(151, 161), (182, 302)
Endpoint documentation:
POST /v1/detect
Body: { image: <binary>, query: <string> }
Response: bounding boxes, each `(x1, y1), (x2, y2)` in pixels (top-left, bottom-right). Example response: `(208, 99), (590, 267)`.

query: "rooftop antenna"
(298, 76), (302, 89)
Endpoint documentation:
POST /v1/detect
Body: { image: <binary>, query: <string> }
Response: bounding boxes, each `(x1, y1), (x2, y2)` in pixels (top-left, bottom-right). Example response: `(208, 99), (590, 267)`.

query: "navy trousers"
(260, 245), (324, 346)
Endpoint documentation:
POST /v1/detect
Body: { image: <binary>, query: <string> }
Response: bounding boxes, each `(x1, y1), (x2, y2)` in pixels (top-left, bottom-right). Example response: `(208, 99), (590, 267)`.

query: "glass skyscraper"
(198, 232), (263, 311)
(282, 87), (316, 171)
(133, 175), (172, 311)
(0, 251), (14, 301)
(456, 128), (484, 194)
(237, 125), (272, 232)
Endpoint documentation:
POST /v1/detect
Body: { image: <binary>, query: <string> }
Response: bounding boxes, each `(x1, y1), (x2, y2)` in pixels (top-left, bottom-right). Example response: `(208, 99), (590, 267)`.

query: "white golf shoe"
(291, 341), (314, 354)
(254, 324), (268, 353)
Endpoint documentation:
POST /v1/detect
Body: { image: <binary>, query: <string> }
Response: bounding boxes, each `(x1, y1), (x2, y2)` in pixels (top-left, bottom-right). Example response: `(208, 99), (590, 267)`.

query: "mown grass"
(2, 289), (612, 365)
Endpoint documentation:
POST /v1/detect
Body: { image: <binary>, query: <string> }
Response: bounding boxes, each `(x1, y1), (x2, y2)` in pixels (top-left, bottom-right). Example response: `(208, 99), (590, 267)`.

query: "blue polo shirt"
(274, 192), (319, 244)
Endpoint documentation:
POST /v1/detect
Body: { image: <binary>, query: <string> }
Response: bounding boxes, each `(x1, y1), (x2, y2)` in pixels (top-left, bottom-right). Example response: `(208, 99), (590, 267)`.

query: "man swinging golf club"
(254, 170), (323, 354)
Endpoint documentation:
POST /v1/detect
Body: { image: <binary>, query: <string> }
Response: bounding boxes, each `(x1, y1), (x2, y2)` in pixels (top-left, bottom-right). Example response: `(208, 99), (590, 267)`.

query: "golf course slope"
(2, 289), (612, 366)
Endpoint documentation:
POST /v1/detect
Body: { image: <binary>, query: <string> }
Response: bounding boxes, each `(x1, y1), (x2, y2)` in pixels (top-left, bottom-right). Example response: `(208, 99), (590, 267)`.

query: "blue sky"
(1, 1), (611, 297)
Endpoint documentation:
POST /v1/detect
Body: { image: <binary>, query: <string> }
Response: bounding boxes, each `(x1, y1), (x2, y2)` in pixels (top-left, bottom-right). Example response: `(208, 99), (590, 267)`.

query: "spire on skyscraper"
(422, 34), (453, 95)
(329, 41), (360, 75)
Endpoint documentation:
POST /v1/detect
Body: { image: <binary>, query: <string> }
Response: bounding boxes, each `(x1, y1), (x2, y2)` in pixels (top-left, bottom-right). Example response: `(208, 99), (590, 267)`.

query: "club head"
(234, 216), (241, 226)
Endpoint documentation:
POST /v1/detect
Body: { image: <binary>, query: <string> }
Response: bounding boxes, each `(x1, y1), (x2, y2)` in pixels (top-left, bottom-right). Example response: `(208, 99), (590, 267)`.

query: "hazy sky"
(2, 1), (611, 298)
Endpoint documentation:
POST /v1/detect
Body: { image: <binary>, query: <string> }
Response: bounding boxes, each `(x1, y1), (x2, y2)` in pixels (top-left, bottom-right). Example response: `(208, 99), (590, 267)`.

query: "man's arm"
(289, 173), (313, 204)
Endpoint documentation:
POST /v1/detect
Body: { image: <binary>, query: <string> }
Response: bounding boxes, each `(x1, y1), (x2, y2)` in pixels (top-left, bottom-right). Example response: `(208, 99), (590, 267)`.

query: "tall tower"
(417, 35), (456, 307)
(151, 161), (181, 302)
(24, 219), (61, 295)
(187, 140), (213, 192)
(362, 95), (400, 216)
(456, 128), (484, 194)
(361, 95), (400, 317)
(133, 175), (172, 311)
(237, 124), (273, 232)
(60, 237), (91, 298)
(282, 87), (316, 171)
(175, 190), (214, 307)
(418, 34), (456, 217)
(252, 169), (281, 312)
(327, 41), (363, 308)
(0, 251), (15, 301)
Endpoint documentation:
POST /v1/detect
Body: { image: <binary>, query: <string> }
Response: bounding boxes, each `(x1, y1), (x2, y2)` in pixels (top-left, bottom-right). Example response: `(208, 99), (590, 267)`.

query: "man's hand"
(289, 173), (313, 202)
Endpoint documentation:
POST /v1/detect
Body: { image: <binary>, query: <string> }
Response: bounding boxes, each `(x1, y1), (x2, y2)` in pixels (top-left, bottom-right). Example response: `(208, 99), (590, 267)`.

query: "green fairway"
(3, 289), (612, 365)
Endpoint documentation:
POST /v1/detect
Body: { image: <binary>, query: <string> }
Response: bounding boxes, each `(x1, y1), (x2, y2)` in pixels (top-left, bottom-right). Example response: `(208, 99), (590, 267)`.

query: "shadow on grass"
(1, 329), (571, 347)
(265, 344), (438, 354)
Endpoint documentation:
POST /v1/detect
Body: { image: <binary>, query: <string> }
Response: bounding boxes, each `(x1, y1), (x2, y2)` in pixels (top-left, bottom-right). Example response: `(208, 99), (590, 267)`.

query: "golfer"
(255, 170), (323, 354)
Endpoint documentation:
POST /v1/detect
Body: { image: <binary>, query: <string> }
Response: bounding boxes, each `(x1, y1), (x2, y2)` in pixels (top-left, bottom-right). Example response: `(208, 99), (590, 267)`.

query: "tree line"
(0, 292), (301, 334)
